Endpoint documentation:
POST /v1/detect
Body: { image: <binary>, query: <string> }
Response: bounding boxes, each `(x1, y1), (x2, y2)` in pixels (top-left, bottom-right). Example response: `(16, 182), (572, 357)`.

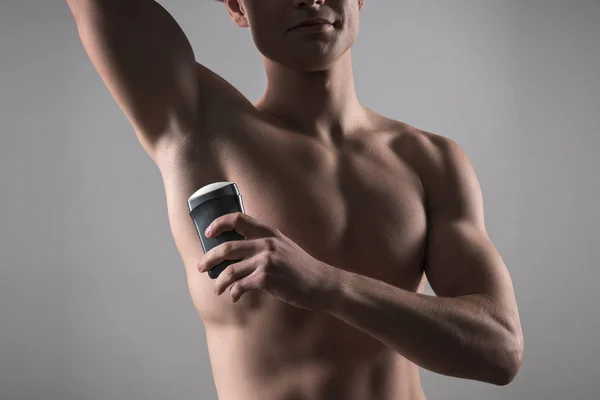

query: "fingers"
(214, 254), (264, 296)
(206, 212), (275, 240)
(198, 239), (254, 273)
(230, 267), (268, 303)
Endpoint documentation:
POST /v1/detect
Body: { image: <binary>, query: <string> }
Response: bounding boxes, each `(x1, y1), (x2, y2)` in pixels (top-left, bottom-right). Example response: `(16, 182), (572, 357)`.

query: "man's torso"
(153, 104), (431, 400)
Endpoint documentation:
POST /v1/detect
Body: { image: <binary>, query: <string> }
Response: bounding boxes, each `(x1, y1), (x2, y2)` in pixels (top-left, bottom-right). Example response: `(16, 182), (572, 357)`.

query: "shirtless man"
(66, 0), (524, 399)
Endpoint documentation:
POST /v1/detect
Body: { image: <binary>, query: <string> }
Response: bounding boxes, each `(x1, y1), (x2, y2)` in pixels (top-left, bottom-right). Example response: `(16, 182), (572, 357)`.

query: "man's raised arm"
(65, 0), (245, 157)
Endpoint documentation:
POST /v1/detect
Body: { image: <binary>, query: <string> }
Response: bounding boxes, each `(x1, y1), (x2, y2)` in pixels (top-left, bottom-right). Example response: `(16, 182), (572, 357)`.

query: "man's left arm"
(325, 135), (524, 386)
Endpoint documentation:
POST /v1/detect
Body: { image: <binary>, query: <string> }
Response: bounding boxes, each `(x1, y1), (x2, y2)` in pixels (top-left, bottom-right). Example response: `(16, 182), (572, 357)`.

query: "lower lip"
(291, 23), (334, 33)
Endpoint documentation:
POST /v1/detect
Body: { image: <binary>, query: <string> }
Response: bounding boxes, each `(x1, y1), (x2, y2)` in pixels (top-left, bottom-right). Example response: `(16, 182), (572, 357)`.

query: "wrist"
(322, 264), (351, 315)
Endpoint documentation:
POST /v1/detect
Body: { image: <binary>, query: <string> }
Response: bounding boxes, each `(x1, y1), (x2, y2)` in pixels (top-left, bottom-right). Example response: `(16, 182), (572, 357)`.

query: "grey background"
(1, 0), (598, 399)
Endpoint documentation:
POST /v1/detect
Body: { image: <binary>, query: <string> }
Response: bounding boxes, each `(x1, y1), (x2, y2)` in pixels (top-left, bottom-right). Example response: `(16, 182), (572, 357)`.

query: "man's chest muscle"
(158, 124), (428, 322)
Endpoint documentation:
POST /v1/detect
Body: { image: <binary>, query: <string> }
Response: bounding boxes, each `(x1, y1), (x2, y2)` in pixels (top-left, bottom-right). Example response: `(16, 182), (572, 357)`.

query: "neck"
(255, 49), (368, 146)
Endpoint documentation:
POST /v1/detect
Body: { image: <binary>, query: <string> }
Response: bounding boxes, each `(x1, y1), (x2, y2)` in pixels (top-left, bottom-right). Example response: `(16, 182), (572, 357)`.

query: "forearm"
(326, 269), (522, 386)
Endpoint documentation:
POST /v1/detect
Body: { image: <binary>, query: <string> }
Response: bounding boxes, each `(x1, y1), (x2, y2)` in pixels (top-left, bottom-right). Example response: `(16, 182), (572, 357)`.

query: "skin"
(66, 0), (524, 399)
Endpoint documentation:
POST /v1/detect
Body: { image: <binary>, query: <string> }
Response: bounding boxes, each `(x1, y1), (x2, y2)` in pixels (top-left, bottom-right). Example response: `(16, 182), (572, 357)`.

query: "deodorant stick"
(188, 182), (246, 279)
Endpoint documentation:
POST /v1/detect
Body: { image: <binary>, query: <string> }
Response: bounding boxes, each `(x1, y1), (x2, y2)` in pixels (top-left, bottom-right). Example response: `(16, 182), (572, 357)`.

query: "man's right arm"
(66, 0), (243, 157)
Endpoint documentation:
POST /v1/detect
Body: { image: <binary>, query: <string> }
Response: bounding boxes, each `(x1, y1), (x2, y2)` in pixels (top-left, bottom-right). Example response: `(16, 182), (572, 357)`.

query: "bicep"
(425, 218), (514, 308)
(421, 136), (517, 312)
(68, 1), (203, 150)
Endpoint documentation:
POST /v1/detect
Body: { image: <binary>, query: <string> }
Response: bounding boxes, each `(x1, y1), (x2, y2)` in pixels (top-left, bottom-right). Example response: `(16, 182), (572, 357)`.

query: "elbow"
(492, 358), (521, 386)
(491, 332), (524, 386)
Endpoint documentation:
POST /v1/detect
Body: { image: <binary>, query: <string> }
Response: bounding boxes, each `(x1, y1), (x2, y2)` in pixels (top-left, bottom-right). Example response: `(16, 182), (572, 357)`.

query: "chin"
(254, 26), (356, 71)
(257, 33), (354, 72)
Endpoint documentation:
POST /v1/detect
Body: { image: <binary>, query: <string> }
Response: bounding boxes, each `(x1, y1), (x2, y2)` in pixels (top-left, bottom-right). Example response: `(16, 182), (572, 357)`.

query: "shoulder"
(361, 109), (476, 194)
(384, 119), (470, 182)
(384, 120), (480, 214)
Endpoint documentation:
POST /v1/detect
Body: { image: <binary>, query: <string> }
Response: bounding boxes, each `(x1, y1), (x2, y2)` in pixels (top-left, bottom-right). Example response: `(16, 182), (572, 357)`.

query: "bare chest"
(160, 124), (428, 325)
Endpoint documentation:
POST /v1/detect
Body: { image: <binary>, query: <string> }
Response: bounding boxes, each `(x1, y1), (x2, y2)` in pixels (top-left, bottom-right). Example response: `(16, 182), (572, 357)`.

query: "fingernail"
(205, 227), (211, 237)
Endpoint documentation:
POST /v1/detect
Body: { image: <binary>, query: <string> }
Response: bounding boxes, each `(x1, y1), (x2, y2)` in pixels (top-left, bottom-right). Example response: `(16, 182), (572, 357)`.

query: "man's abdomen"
(202, 305), (427, 400)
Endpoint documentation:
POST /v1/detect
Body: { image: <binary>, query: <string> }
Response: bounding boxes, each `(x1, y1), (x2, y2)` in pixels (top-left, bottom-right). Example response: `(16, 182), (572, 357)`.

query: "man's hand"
(198, 212), (340, 310)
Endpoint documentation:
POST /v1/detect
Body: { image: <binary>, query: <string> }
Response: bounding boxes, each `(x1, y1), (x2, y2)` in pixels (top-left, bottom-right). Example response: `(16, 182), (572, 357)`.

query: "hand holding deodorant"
(188, 182), (246, 279)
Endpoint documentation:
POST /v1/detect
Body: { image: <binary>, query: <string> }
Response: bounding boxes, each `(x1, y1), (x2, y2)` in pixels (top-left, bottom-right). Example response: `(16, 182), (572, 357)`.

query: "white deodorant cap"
(188, 181), (234, 202)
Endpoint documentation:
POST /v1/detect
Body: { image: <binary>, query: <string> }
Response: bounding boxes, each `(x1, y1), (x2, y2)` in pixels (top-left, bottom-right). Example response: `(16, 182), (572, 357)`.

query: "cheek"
(249, 26), (282, 60)
(246, 12), (281, 48)
(340, 12), (361, 43)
